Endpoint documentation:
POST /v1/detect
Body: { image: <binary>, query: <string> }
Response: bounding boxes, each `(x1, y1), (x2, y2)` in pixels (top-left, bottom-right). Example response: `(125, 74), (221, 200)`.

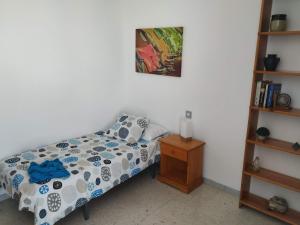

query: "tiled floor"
(0, 173), (284, 225)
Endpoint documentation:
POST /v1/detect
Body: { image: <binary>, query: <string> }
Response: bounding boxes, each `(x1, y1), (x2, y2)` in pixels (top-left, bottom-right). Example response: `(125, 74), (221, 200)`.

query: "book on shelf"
(266, 83), (282, 108)
(254, 81), (262, 106)
(259, 81), (267, 106)
(263, 81), (272, 107)
(254, 80), (282, 108)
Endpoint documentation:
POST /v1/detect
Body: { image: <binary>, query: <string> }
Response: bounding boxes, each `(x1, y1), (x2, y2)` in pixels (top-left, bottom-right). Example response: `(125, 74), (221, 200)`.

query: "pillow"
(105, 113), (149, 143)
(141, 123), (169, 141)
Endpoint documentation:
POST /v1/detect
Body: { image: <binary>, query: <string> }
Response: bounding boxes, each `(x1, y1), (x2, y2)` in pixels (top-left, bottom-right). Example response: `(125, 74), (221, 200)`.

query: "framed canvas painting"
(136, 27), (183, 77)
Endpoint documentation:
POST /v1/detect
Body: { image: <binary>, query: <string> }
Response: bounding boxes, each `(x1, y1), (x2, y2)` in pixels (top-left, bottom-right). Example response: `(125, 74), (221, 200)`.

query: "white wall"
(119, 0), (300, 210)
(0, 0), (122, 159)
(120, 0), (259, 190)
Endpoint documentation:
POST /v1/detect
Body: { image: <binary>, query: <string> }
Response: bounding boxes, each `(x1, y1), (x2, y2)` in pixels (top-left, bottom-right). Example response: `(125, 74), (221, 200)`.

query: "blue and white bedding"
(0, 131), (160, 225)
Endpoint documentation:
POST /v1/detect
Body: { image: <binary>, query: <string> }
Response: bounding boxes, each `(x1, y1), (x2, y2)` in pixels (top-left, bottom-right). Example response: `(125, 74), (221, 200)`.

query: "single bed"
(0, 130), (160, 225)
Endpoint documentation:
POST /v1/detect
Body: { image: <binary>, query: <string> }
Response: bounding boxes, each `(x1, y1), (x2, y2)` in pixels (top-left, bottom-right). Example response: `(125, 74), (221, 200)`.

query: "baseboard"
(203, 177), (240, 196)
(0, 193), (9, 202)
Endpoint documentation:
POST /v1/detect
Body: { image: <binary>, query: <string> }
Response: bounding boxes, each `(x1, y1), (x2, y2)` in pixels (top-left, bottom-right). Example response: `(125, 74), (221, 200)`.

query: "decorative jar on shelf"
(270, 14), (287, 32)
(264, 54), (280, 71)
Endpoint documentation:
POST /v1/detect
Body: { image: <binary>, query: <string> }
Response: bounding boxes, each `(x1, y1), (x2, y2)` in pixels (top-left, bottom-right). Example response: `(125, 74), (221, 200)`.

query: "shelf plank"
(247, 137), (300, 156)
(255, 70), (300, 77)
(244, 167), (300, 193)
(251, 106), (300, 117)
(240, 193), (300, 225)
(259, 31), (300, 36)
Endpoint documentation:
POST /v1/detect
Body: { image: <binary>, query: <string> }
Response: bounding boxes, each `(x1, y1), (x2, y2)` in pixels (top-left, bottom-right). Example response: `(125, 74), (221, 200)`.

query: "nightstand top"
(160, 134), (205, 151)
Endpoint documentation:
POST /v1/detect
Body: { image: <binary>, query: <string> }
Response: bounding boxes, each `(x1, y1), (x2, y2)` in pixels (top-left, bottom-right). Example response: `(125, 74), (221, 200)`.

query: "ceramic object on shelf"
(264, 54), (280, 71)
(268, 196), (289, 214)
(292, 142), (300, 151)
(270, 14), (287, 32)
(256, 127), (270, 141)
(276, 93), (291, 109)
(250, 157), (260, 172)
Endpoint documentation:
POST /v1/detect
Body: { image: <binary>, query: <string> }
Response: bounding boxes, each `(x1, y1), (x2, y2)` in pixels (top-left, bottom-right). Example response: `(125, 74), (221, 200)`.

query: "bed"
(0, 130), (160, 225)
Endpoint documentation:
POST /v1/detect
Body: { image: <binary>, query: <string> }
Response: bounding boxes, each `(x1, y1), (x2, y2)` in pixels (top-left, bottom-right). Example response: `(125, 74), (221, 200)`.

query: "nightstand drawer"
(161, 143), (187, 161)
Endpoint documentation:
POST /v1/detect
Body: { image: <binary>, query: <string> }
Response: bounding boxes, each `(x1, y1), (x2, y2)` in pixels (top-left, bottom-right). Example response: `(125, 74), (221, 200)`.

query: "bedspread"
(0, 131), (160, 225)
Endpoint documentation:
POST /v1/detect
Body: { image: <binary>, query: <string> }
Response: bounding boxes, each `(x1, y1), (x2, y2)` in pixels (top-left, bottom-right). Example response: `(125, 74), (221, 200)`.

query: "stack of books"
(254, 80), (282, 108)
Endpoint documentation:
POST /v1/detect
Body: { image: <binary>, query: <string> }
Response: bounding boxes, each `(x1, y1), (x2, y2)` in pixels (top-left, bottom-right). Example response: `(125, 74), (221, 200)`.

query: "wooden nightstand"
(158, 134), (205, 193)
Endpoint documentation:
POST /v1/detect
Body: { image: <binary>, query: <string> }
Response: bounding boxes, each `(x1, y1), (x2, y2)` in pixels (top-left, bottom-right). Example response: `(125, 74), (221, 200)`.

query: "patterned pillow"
(105, 113), (149, 144)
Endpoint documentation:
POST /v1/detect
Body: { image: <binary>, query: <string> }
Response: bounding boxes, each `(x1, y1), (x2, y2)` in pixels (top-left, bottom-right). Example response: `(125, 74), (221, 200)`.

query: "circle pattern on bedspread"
(24, 198), (31, 205)
(137, 118), (148, 128)
(103, 159), (111, 164)
(120, 174), (129, 183)
(113, 179), (119, 187)
(12, 174), (24, 191)
(87, 156), (101, 162)
(47, 193), (61, 212)
(140, 149), (148, 162)
(88, 182), (95, 191)
(16, 164), (29, 171)
(84, 171), (91, 181)
(53, 181), (62, 190)
(20, 183), (35, 196)
(69, 139), (81, 145)
(91, 189), (103, 199)
(131, 168), (141, 176)
(96, 177), (101, 185)
(119, 115), (128, 122)
(100, 152), (115, 160)
(93, 146), (106, 152)
(101, 166), (111, 181)
(136, 158), (140, 165)
(56, 143), (69, 148)
(22, 152), (36, 160)
(39, 185), (49, 194)
(95, 130), (105, 136)
(65, 206), (73, 216)
(10, 170), (16, 176)
(111, 162), (121, 177)
(62, 185), (77, 204)
(76, 179), (87, 193)
(5, 157), (20, 164)
(75, 198), (88, 208)
(118, 127), (129, 139)
(122, 158), (129, 170)
(106, 142), (119, 148)
(71, 170), (79, 175)
(63, 156), (78, 163)
(127, 153), (133, 161)
(39, 209), (47, 219)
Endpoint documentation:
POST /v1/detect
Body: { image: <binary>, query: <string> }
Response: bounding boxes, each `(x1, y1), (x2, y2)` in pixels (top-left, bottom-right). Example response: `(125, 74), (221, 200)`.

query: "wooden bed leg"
(82, 203), (89, 220)
(151, 163), (157, 179)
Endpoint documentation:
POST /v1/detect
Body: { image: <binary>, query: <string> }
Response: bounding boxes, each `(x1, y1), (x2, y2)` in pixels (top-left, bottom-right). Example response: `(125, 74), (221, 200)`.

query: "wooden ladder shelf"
(239, 1), (300, 225)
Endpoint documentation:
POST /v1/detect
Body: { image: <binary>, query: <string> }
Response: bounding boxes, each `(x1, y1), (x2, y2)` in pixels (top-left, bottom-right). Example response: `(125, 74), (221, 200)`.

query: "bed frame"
(81, 162), (159, 220)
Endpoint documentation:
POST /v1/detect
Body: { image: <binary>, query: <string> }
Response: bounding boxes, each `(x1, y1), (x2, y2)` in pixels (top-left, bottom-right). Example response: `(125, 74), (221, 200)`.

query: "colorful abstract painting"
(136, 27), (183, 77)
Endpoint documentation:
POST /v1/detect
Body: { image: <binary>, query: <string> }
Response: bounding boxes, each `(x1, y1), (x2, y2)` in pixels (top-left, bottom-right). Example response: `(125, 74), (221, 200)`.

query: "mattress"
(0, 131), (160, 225)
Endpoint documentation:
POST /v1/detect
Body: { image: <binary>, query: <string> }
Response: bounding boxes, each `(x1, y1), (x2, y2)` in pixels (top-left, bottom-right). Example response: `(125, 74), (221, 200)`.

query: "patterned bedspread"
(0, 131), (160, 225)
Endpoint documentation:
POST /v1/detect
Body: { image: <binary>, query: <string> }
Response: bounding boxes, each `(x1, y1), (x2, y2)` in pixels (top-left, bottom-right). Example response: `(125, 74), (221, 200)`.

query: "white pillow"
(141, 123), (169, 141)
(105, 113), (149, 144)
